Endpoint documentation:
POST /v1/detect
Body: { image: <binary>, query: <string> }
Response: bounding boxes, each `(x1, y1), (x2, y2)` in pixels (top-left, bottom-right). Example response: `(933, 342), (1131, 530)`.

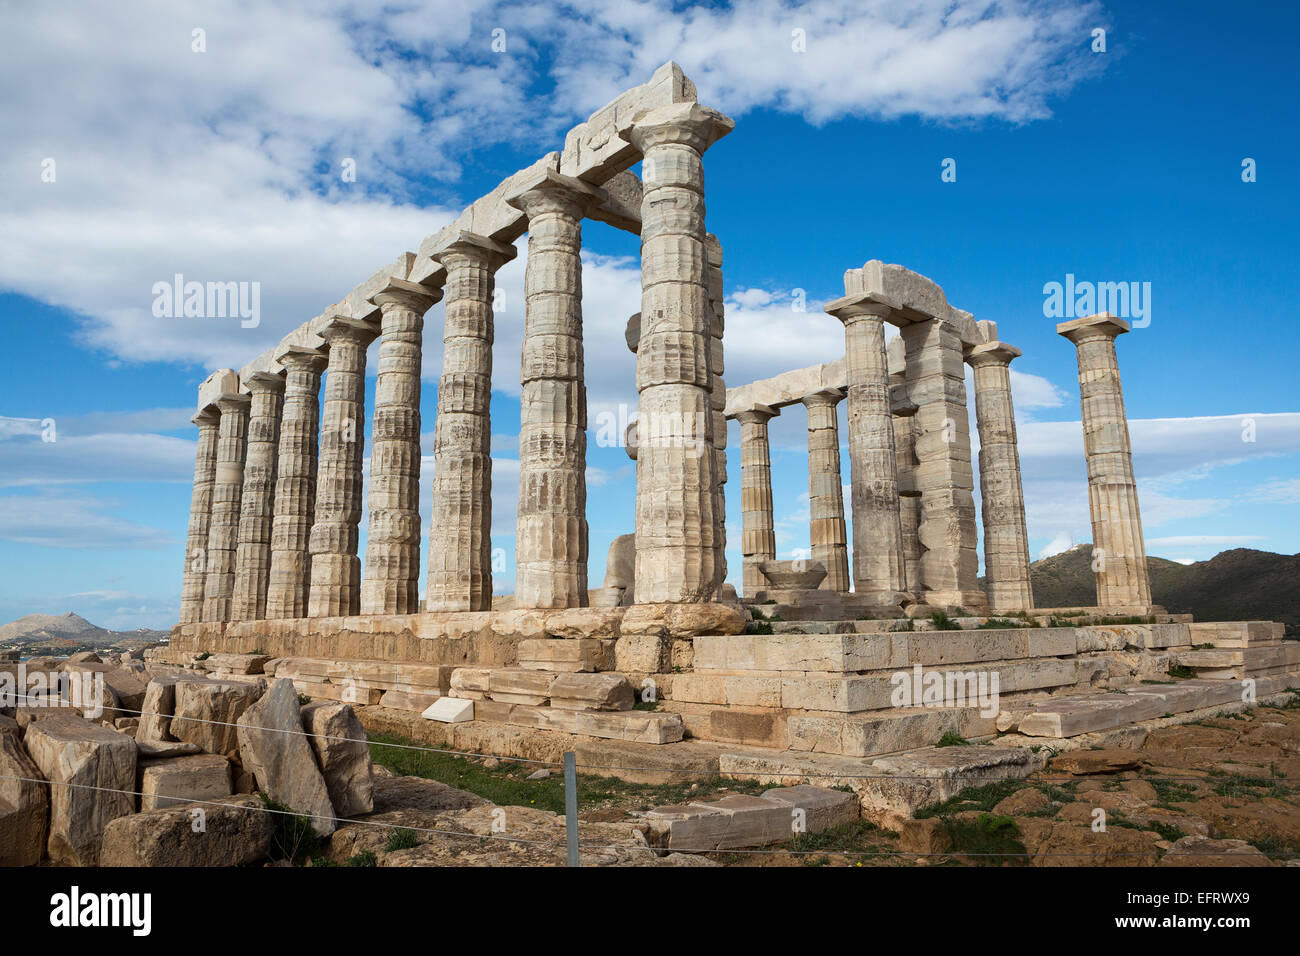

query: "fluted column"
(265, 346), (326, 619)
(706, 234), (728, 593)
(1058, 313), (1152, 608)
(508, 173), (602, 609)
(899, 316), (985, 608)
(362, 279), (440, 615)
(802, 389), (851, 593)
(426, 233), (516, 612)
(621, 102), (733, 603)
(230, 373), (285, 620)
(308, 316), (378, 618)
(824, 295), (908, 603)
(179, 408), (220, 624)
(968, 342), (1034, 612)
(890, 377), (923, 597)
(736, 406), (777, 597)
(202, 393), (250, 622)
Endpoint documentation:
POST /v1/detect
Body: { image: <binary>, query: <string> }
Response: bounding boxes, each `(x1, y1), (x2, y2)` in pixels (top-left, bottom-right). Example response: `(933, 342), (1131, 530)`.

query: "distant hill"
(1010, 545), (1300, 636)
(0, 612), (169, 654)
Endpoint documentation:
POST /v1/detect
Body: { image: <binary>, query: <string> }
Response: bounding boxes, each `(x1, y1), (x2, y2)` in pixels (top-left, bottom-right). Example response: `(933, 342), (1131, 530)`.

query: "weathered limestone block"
(602, 534), (636, 591)
(422, 698), (474, 723)
(518, 638), (607, 672)
(202, 392), (251, 622)
(265, 346), (326, 619)
(308, 316), (379, 618)
(614, 633), (673, 674)
(100, 794), (274, 867)
(236, 679), (336, 835)
(170, 678), (264, 758)
(179, 409), (220, 624)
(139, 753), (232, 811)
(0, 730), (48, 865)
(620, 602), (746, 638)
(487, 667), (554, 705)
(363, 278), (441, 615)
(547, 673), (634, 711)
(231, 372), (285, 620)
(301, 700), (374, 818)
(24, 716), (137, 865)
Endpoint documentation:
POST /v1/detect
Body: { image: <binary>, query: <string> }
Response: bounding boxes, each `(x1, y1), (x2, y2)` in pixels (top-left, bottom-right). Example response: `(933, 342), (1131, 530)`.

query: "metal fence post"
(563, 750), (579, 867)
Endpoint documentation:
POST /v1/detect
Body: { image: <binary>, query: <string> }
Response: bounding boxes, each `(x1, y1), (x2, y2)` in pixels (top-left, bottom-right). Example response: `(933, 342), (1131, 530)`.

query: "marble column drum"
(1058, 313), (1152, 608)
(265, 346), (326, 620)
(202, 393), (250, 622)
(362, 279), (441, 615)
(308, 316), (378, 618)
(230, 373), (285, 620)
(736, 406), (777, 597)
(622, 102), (733, 603)
(508, 174), (602, 609)
(179, 408), (220, 624)
(890, 377), (923, 599)
(824, 295), (908, 602)
(706, 233), (728, 593)
(426, 234), (516, 612)
(802, 389), (851, 593)
(968, 341), (1035, 612)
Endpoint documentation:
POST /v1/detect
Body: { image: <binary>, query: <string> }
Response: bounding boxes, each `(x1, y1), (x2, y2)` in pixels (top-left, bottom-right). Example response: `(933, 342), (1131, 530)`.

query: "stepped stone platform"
(162, 606), (1299, 824)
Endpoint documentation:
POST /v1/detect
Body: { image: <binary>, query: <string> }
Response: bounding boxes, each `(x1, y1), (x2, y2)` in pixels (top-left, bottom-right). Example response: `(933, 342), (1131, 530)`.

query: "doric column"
(1058, 313), (1152, 608)
(736, 406), (777, 597)
(890, 377), (923, 598)
(230, 373), (285, 620)
(706, 234), (728, 593)
(361, 279), (441, 615)
(265, 346), (326, 619)
(968, 341), (1035, 612)
(801, 389), (851, 592)
(506, 173), (603, 609)
(179, 408), (220, 624)
(308, 316), (378, 618)
(202, 393), (250, 622)
(621, 102), (733, 603)
(899, 316), (986, 609)
(426, 233), (516, 612)
(824, 295), (908, 603)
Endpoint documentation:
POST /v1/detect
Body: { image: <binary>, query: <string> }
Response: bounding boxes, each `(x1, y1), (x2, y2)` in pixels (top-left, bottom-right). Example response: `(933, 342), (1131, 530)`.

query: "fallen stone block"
(301, 701), (373, 818)
(140, 753), (231, 811)
(646, 793), (795, 850)
(172, 678), (264, 758)
(24, 715), (137, 865)
(236, 679), (335, 836)
(548, 673), (634, 712)
(0, 730), (48, 865)
(99, 794), (274, 866)
(137, 739), (203, 759)
(761, 784), (858, 832)
(135, 677), (179, 743)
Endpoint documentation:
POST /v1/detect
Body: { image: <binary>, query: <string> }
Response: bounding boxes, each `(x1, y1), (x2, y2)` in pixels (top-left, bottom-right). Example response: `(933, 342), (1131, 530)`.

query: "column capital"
(214, 393), (251, 413)
(319, 314), (379, 348)
(619, 102), (734, 155)
(966, 341), (1023, 368)
(191, 408), (220, 427)
(429, 230), (517, 270)
(275, 344), (327, 372)
(369, 276), (443, 314)
(802, 387), (845, 409)
(505, 169), (607, 220)
(244, 370), (286, 395)
(824, 292), (893, 324)
(734, 404), (778, 425)
(1057, 312), (1129, 344)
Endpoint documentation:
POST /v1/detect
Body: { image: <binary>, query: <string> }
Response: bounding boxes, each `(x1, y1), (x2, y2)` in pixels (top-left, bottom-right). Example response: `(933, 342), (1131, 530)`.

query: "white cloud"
(1246, 478), (1300, 504)
(0, 492), (175, 549)
(1037, 531), (1076, 559)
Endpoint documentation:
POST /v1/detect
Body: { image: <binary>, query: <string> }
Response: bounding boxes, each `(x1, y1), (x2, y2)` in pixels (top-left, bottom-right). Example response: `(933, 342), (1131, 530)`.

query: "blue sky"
(1, 0), (1297, 630)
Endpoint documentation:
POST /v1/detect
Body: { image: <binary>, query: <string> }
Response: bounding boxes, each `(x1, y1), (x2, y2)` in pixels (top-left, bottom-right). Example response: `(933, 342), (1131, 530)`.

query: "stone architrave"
(823, 295), (908, 603)
(265, 346), (327, 620)
(620, 102), (733, 603)
(231, 372), (285, 620)
(179, 408), (220, 624)
(362, 278), (442, 615)
(735, 405), (777, 597)
(1058, 313), (1152, 608)
(308, 316), (379, 618)
(801, 389), (851, 593)
(202, 393), (251, 622)
(507, 171), (605, 608)
(426, 233), (516, 612)
(968, 341), (1035, 612)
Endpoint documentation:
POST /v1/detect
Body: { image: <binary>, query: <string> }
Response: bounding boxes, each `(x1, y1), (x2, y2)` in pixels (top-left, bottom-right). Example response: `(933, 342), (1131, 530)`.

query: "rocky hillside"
(0, 612), (169, 655)
(1021, 545), (1300, 635)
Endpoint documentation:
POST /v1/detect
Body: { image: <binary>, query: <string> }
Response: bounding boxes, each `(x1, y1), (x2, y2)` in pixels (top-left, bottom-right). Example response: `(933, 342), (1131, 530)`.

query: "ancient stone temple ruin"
(165, 63), (1298, 826)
